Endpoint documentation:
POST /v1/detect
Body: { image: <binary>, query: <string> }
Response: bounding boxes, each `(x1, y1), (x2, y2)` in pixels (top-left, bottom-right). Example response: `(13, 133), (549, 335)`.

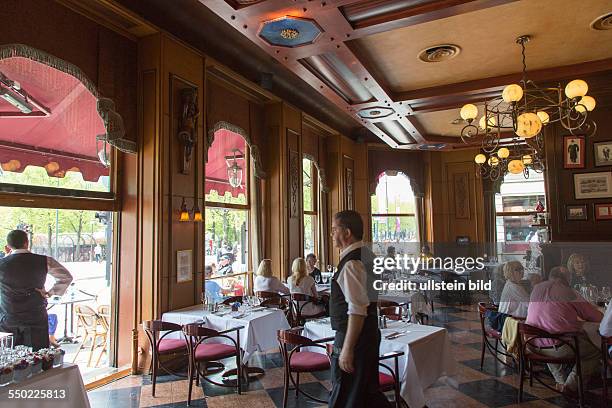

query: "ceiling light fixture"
(0, 71), (50, 115)
(280, 28), (299, 39)
(459, 35), (597, 181)
(226, 149), (243, 188)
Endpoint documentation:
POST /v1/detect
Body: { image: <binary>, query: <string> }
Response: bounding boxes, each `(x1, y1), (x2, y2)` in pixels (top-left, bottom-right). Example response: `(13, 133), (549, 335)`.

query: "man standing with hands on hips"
(328, 210), (391, 407)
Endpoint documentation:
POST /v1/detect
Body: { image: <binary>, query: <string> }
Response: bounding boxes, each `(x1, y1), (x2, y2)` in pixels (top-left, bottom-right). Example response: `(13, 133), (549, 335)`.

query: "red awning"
(205, 129), (247, 198)
(0, 57), (108, 181)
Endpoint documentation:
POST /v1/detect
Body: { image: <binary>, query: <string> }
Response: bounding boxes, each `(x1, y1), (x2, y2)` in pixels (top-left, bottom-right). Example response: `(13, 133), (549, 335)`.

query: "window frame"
(302, 156), (318, 256)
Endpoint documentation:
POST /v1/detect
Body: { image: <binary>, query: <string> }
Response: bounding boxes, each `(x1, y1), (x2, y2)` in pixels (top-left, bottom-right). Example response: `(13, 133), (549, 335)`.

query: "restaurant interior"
(0, 0), (611, 407)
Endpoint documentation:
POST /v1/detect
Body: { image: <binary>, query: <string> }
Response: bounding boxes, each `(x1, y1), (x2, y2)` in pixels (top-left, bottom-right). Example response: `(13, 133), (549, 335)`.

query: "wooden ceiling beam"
(396, 58), (612, 111)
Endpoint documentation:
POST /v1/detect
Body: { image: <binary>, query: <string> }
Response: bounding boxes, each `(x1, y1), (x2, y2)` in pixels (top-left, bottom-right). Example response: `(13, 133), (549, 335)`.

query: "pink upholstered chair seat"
(378, 372), (395, 391)
(157, 338), (187, 354)
(289, 351), (330, 372)
(194, 342), (237, 361)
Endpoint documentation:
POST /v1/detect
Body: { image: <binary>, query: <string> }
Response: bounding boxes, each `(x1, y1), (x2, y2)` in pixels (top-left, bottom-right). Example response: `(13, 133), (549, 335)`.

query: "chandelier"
(226, 149), (243, 188)
(458, 35), (597, 181)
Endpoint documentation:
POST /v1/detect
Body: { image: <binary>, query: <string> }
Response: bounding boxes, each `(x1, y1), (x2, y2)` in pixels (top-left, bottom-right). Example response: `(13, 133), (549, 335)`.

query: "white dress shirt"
(336, 240), (370, 316)
(498, 280), (530, 318)
(10, 249), (73, 296)
(253, 275), (290, 294)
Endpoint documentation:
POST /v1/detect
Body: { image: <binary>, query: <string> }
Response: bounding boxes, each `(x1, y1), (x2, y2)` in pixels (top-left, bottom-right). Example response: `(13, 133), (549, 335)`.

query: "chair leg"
(480, 338), (486, 371)
(603, 362), (608, 408)
(295, 372), (300, 397)
(187, 355), (194, 406)
(151, 351), (157, 397)
(529, 361), (533, 387)
(195, 362), (199, 386)
(236, 354), (242, 395)
(282, 367), (289, 408)
(72, 333), (89, 363)
(87, 334), (98, 367)
(518, 356), (525, 403)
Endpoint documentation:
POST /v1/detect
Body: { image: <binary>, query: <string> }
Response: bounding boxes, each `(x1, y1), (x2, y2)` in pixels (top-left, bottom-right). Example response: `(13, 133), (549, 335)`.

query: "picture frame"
(565, 204), (587, 221)
(594, 141), (612, 167)
(595, 203), (612, 220)
(564, 136), (585, 169)
(176, 249), (193, 283)
(574, 172), (612, 199)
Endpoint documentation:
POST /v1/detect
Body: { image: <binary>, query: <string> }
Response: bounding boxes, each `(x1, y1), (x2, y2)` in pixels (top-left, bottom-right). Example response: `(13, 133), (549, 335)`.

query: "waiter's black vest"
(330, 245), (378, 332)
(0, 253), (48, 319)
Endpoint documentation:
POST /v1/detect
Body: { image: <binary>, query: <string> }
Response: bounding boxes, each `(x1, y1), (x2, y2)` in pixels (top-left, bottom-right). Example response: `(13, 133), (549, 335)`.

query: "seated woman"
(204, 265), (224, 303)
(253, 259), (289, 294)
(287, 258), (325, 317)
(566, 253), (589, 288)
(498, 261), (530, 318)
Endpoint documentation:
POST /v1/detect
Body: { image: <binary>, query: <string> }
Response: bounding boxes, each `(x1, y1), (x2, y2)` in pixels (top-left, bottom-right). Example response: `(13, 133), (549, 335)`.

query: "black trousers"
(0, 314), (49, 351)
(329, 323), (393, 408)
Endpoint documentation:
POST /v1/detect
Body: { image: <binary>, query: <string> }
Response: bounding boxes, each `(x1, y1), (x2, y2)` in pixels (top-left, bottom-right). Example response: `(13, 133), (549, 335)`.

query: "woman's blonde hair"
(503, 261), (524, 281)
(290, 258), (308, 286)
(257, 259), (272, 278)
(566, 253), (588, 276)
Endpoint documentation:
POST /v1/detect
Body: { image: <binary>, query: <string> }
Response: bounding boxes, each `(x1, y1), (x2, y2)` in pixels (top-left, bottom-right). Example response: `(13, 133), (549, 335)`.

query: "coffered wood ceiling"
(159, 0), (612, 148)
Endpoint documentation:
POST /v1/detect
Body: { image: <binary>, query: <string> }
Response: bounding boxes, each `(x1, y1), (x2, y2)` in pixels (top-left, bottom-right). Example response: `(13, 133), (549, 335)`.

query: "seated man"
(305, 253), (322, 283)
(526, 266), (603, 393)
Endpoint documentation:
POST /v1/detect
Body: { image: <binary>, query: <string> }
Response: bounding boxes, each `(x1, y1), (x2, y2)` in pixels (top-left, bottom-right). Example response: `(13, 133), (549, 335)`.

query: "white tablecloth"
(162, 304), (290, 362)
(0, 364), (89, 408)
(303, 320), (456, 408)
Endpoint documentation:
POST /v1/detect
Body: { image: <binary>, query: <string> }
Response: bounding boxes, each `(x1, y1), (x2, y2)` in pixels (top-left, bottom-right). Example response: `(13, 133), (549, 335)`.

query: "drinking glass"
(321, 274), (328, 284)
(601, 286), (611, 302)
(314, 274), (321, 284)
(327, 265), (333, 274)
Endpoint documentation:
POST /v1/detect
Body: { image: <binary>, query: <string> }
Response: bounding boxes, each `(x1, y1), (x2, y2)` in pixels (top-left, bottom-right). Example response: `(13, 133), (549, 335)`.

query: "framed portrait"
(564, 136), (585, 169)
(594, 141), (612, 167)
(565, 205), (587, 221)
(574, 172), (612, 199)
(595, 203), (612, 220)
(176, 249), (193, 283)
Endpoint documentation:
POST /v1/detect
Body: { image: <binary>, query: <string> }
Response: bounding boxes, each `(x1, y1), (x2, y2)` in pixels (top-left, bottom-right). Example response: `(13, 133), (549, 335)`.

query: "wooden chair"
(182, 323), (243, 406)
(72, 305), (108, 368)
(142, 320), (188, 397)
(379, 306), (403, 321)
(379, 351), (406, 408)
(602, 334), (612, 407)
(517, 323), (585, 407)
(277, 328), (334, 408)
(290, 293), (327, 326)
(221, 296), (243, 305)
(477, 302), (514, 369)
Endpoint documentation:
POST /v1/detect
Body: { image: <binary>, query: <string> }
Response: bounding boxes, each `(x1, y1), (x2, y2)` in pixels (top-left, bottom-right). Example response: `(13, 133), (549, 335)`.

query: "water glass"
(315, 274), (321, 284)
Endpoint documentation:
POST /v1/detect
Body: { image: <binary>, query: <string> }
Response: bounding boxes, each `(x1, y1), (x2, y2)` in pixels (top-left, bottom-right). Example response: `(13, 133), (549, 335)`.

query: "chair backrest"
(75, 304), (100, 331)
(379, 306), (402, 320)
(222, 296), (243, 305)
(277, 328), (316, 347)
(182, 323), (220, 338)
(256, 291), (281, 299)
(142, 320), (182, 333)
(517, 322), (578, 357)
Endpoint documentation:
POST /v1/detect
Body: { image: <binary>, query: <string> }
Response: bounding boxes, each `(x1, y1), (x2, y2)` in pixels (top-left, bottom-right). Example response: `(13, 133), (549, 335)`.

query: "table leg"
(57, 303), (78, 344)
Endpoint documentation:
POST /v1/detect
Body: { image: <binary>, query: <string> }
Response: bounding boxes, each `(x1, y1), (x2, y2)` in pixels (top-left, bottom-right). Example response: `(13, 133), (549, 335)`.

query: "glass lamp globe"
(475, 154), (487, 164)
(565, 79), (588, 99)
(227, 163), (243, 188)
(479, 115), (496, 130)
(575, 95), (596, 113)
(536, 111), (550, 125)
(515, 112), (542, 138)
(508, 159), (525, 174)
(460, 104), (478, 121)
(488, 156), (500, 167)
(502, 84), (524, 103)
(522, 154), (533, 165)
(497, 147), (510, 159)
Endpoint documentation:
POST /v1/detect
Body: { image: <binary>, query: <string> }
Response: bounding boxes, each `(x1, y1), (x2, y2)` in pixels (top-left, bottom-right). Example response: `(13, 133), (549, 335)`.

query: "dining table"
(161, 304), (290, 365)
(303, 318), (457, 408)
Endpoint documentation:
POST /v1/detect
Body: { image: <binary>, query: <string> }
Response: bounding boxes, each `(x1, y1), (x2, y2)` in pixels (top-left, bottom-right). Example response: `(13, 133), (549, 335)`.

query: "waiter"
(329, 211), (392, 408)
(0, 229), (73, 350)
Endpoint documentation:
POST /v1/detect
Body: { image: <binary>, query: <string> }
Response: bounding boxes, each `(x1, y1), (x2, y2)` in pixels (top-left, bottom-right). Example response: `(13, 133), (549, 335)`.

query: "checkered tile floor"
(88, 302), (610, 407)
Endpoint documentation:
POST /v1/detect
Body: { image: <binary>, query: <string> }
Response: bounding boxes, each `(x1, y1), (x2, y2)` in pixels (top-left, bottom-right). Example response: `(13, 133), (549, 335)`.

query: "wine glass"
(314, 274), (321, 284)
(327, 265), (333, 274)
(321, 274), (328, 284)
(601, 286), (611, 302)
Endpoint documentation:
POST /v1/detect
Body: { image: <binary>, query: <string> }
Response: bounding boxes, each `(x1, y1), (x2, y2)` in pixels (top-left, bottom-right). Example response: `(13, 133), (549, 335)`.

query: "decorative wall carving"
(345, 167), (354, 210)
(177, 88), (199, 175)
(453, 172), (471, 219)
(289, 149), (300, 218)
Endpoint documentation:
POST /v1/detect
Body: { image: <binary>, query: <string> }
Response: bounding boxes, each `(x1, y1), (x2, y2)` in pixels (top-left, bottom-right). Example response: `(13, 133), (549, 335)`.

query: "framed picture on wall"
(595, 203), (612, 220)
(564, 136), (585, 169)
(176, 249), (193, 283)
(574, 172), (612, 199)
(594, 141), (612, 167)
(565, 205), (587, 221)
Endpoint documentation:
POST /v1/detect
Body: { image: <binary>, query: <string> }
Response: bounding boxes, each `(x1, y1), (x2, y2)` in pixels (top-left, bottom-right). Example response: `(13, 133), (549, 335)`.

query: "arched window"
(495, 172), (547, 256)
(371, 171), (419, 246)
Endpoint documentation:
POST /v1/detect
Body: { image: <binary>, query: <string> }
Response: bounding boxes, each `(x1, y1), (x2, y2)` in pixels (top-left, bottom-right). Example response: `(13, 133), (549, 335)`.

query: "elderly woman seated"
(253, 259), (290, 294)
(489, 264), (506, 305)
(566, 253), (589, 288)
(498, 261), (530, 318)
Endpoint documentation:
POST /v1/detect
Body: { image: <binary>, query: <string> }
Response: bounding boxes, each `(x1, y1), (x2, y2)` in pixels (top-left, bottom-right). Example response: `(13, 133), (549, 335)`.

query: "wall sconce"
(178, 197), (204, 222)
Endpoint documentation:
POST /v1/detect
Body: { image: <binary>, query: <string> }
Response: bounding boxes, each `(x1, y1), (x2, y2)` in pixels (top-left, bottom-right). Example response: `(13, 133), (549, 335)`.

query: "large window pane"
(0, 165), (110, 193)
(304, 214), (316, 255)
(0, 207), (114, 382)
(371, 216), (417, 243)
(303, 158), (313, 212)
(204, 207), (249, 274)
(371, 172), (416, 215)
